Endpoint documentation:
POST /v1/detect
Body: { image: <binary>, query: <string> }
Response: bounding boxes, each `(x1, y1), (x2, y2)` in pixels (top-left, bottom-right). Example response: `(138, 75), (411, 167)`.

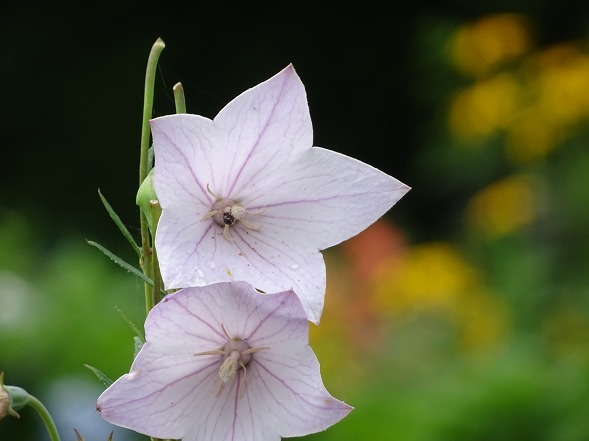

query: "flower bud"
(0, 385), (9, 419)
(0, 372), (28, 419)
(136, 169), (161, 233)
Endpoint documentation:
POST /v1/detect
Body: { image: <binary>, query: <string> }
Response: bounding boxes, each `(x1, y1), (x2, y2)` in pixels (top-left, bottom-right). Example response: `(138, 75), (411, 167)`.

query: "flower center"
(209, 198), (247, 228)
(203, 184), (264, 241)
(218, 337), (254, 387)
(194, 324), (269, 397)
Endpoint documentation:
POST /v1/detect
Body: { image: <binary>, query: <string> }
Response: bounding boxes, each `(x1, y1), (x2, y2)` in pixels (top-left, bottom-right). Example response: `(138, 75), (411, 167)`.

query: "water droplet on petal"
(289, 263), (300, 270)
(188, 267), (204, 281)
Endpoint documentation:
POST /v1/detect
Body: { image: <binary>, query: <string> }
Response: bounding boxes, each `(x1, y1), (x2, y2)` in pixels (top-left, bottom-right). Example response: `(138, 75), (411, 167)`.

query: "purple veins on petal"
(151, 64), (410, 324)
(97, 282), (352, 441)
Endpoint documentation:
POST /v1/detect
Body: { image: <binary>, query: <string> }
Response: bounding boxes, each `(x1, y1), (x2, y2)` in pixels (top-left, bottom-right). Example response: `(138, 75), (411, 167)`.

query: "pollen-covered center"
(218, 337), (254, 384)
(210, 198), (246, 228)
(194, 324), (269, 397)
(203, 184), (264, 241)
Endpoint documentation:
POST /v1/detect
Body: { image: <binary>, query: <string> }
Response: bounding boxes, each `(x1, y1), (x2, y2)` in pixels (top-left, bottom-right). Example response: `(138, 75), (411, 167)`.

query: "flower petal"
(154, 206), (217, 288)
(242, 348), (352, 439)
(98, 283), (351, 441)
(151, 114), (225, 210)
(157, 214), (327, 323)
(151, 64), (410, 324)
(97, 342), (219, 439)
(154, 143), (408, 322)
(247, 146), (411, 250)
(241, 308), (353, 439)
(213, 64), (313, 198)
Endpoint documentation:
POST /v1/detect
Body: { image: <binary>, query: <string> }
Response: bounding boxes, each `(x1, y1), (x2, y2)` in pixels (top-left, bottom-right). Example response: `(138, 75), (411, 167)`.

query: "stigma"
(202, 184), (263, 241)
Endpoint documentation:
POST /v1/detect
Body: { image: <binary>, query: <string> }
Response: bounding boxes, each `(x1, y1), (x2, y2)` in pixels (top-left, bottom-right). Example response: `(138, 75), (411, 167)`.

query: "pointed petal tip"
(277, 63), (301, 81)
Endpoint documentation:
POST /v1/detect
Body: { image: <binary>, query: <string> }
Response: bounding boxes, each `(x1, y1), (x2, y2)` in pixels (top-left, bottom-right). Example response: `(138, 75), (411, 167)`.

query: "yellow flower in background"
(449, 73), (520, 140)
(457, 291), (508, 350)
(466, 174), (537, 238)
(373, 243), (507, 350)
(507, 44), (589, 162)
(309, 221), (408, 387)
(506, 107), (562, 163)
(534, 44), (589, 123)
(451, 14), (531, 77)
(449, 14), (589, 162)
(375, 243), (473, 312)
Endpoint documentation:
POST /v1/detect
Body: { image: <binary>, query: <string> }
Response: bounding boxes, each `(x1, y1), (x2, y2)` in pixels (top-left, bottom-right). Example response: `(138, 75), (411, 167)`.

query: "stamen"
(206, 183), (221, 200)
(194, 323), (270, 398)
(203, 184), (265, 241)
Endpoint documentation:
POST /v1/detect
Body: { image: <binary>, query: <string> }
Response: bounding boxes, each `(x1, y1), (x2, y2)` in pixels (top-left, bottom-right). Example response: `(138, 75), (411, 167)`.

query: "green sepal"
(5, 386), (29, 412)
(1, 372), (28, 419)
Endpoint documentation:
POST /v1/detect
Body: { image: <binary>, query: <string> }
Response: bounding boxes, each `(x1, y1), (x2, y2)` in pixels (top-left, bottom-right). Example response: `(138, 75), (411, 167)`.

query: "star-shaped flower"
(151, 65), (409, 323)
(97, 282), (352, 441)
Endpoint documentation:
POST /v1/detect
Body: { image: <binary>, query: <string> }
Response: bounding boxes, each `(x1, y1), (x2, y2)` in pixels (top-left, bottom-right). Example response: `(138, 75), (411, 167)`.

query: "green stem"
(139, 38), (165, 315)
(173, 82), (186, 114)
(152, 248), (162, 306)
(139, 37), (165, 187)
(27, 394), (61, 441)
(150, 200), (163, 305)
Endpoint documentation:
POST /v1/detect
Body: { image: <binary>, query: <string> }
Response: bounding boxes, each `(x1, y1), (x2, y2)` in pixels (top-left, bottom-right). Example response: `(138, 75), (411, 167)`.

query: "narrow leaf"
(73, 428), (85, 441)
(84, 364), (113, 387)
(98, 189), (141, 257)
(86, 240), (154, 286)
(115, 306), (145, 342)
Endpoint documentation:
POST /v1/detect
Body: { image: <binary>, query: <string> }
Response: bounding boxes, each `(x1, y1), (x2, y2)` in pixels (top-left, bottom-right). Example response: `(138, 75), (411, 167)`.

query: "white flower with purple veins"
(97, 282), (352, 441)
(151, 65), (410, 323)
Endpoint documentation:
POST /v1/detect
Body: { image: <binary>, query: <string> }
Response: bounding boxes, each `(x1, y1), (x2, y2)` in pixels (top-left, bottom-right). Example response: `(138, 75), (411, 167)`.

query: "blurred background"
(2, 3), (589, 440)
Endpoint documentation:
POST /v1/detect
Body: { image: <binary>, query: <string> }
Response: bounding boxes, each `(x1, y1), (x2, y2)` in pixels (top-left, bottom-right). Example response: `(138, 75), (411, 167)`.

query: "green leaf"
(83, 364), (113, 387)
(98, 189), (141, 257)
(86, 240), (154, 286)
(87, 240), (168, 296)
(115, 306), (145, 342)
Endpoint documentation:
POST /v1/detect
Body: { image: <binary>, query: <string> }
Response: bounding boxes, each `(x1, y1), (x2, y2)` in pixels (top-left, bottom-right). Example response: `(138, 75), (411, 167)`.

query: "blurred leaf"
(84, 364), (113, 387)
